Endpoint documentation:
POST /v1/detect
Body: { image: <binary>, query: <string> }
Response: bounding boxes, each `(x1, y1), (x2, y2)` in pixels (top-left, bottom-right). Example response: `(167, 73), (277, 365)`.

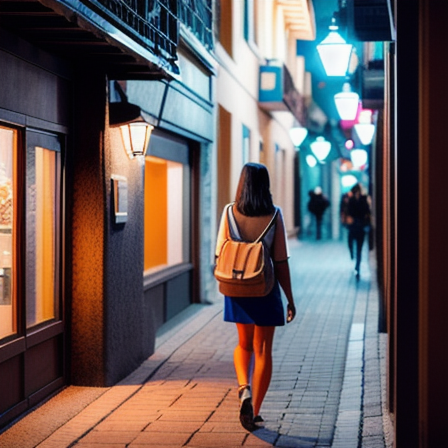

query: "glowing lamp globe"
(350, 149), (368, 168)
(120, 122), (153, 158)
(306, 155), (317, 167)
(289, 126), (308, 147)
(334, 83), (360, 121)
(341, 174), (358, 188)
(311, 137), (331, 161)
(317, 17), (353, 77)
(354, 110), (375, 145)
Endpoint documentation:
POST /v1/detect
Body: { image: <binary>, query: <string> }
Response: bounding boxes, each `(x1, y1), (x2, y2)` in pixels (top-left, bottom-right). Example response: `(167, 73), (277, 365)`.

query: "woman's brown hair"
(235, 163), (275, 216)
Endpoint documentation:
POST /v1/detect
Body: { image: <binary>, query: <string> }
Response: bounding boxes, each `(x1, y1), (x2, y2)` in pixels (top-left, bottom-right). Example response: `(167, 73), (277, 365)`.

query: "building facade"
(214, 0), (315, 236)
(0, 0), (215, 429)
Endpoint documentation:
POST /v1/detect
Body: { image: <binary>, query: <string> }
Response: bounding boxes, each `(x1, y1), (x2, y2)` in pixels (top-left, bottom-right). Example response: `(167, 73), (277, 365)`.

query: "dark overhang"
(0, 0), (180, 80)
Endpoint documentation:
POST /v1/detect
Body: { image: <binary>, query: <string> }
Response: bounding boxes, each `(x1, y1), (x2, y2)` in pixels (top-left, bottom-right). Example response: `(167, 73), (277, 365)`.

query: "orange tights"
(234, 323), (275, 417)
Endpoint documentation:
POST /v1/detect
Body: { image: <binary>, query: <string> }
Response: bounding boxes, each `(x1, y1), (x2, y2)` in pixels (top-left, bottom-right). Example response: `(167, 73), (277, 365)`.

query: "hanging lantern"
(306, 155), (317, 167)
(289, 126), (308, 147)
(350, 149), (368, 168)
(334, 83), (360, 121)
(317, 16), (353, 77)
(341, 174), (358, 188)
(311, 136), (331, 161)
(354, 109), (376, 145)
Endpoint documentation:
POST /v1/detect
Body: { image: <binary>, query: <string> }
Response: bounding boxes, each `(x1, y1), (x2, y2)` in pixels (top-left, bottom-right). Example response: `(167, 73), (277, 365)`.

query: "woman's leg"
(251, 325), (275, 417)
(234, 323), (255, 388)
(234, 323), (257, 431)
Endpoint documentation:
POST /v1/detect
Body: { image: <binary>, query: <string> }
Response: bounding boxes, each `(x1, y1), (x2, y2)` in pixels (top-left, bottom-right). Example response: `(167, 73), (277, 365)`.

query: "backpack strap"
(227, 204), (278, 243)
(254, 208), (278, 243)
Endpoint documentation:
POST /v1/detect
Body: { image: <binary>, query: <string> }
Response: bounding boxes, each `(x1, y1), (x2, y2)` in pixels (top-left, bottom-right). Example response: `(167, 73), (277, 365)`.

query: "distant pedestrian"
(339, 190), (353, 228)
(307, 186), (330, 240)
(346, 183), (371, 280)
(215, 163), (296, 432)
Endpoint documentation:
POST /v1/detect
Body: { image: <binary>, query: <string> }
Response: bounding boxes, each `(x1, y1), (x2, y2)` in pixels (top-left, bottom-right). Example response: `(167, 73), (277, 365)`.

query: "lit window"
(26, 146), (61, 328)
(0, 126), (15, 339)
(144, 156), (190, 271)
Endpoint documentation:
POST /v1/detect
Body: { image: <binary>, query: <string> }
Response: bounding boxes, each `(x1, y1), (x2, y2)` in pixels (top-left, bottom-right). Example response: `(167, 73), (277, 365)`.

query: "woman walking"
(215, 163), (296, 431)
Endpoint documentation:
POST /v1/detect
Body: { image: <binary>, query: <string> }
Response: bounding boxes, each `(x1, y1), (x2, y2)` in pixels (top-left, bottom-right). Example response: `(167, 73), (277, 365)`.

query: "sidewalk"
(0, 240), (388, 448)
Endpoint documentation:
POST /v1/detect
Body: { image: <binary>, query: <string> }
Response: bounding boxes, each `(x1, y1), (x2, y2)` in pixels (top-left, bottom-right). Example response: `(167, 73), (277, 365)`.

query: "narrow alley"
(0, 239), (390, 448)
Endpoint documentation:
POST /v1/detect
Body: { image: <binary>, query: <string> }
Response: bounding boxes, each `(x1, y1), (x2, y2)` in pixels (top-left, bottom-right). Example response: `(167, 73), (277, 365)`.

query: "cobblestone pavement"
(0, 239), (389, 448)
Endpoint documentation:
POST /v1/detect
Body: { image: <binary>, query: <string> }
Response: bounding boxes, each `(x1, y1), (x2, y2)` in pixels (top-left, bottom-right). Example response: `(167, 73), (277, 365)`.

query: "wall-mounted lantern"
(109, 102), (154, 159)
(311, 136), (331, 161)
(334, 83), (360, 121)
(317, 16), (353, 77)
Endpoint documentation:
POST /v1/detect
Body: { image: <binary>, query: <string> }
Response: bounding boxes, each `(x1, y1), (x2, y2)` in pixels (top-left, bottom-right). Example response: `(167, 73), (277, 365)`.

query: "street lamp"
(317, 16), (353, 77)
(334, 83), (360, 121)
(109, 102), (154, 158)
(311, 136), (331, 161)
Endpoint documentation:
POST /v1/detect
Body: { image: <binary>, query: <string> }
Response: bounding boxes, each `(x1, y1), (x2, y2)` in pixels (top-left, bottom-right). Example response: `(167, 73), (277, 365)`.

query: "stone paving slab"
(0, 240), (389, 448)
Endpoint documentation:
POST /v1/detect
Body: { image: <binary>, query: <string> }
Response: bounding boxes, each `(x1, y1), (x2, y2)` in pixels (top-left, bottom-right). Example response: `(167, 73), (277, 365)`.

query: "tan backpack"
(214, 204), (278, 297)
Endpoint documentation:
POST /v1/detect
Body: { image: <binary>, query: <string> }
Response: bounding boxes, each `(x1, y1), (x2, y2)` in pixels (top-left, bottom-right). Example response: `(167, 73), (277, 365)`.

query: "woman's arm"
(274, 260), (296, 322)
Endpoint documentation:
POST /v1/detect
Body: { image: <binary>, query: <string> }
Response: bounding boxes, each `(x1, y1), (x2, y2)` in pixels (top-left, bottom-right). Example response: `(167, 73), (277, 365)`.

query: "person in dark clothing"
(307, 186), (330, 240)
(346, 183), (371, 279)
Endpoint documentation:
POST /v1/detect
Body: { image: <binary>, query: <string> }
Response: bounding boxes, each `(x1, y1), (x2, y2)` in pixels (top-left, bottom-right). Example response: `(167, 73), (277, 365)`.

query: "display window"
(143, 133), (191, 273)
(0, 126), (15, 340)
(25, 145), (61, 328)
(0, 125), (61, 341)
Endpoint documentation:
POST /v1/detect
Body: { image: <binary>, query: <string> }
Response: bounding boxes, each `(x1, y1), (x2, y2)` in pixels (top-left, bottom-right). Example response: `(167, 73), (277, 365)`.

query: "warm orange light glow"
(0, 126), (15, 339)
(35, 147), (57, 322)
(144, 157), (168, 270)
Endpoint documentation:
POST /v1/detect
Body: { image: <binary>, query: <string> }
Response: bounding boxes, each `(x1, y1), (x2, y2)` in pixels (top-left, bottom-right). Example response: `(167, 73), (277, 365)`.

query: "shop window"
(0, 126), (62, 340)
(144, 151), (190, 272)
(26, 146), (61, 328)
(0, 127), (15, 340)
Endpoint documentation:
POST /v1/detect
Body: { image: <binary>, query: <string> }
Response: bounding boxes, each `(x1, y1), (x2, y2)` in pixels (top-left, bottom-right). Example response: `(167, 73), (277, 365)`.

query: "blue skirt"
(223, 281), (285, 326)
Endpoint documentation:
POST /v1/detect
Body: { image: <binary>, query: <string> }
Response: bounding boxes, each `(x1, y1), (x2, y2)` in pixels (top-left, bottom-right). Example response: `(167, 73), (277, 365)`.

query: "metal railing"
(84, 0), (213, 62)
(178, 0), (213, 49)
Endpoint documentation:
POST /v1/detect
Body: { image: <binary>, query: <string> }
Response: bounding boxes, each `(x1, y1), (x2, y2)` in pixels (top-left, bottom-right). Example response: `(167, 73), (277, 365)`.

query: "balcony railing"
(178, 0), (213, 50)
(83, 0), (213, 63)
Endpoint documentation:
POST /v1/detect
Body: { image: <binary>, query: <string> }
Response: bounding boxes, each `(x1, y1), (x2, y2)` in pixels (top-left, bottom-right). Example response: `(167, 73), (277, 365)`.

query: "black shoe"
(254, 415), (264, 424)
(238, 386), (257, 431)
